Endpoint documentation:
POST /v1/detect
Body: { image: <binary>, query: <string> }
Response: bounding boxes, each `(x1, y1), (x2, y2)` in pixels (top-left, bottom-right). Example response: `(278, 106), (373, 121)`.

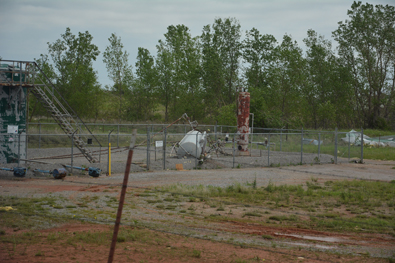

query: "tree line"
(30, 1), (395, 130)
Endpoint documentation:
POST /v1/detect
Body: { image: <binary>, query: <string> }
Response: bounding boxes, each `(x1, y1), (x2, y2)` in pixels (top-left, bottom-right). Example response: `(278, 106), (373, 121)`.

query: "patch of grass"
(117, 236), (126, 242)
(35, 251), (44, 256)
(192, 249), (201, 258)
(146, 200), (162, 204)
(269, 215), (298, 222)
(261, 234), (274, 240)
(243, 211), (262, 217)
(159, 179), (395, 233)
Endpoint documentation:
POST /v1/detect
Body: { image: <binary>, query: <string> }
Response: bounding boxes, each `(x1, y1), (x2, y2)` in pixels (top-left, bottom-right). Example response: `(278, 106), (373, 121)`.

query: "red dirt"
(0, 223), (388, 263)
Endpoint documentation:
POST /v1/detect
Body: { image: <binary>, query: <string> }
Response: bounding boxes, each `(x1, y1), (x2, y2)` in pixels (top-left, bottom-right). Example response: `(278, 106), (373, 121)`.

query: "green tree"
(103, 33), (133, 123)
(332, 1), (395, 129)
(243, 28), (277, 90)
(155, 45), (173, 122)
(242, 28), (278, 128)
(132, 47), (157, 120)
(156, 25), (202, 121)
(30, 54), (56, 121)
(201, 18), (242, 118)
(46, 27), (101, 119)
(269, 34), (306, 128)
(303, 29), (333, 128)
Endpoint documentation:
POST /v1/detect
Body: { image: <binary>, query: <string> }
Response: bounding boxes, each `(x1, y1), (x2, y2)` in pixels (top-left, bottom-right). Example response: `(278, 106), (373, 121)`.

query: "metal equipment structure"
(33, 168), (67, 179)
(237, 89), (250, 156)
(0, 60), (101, 165)
(0, 167), (27, 177)
(176, 130), (207, 159)
(62, 165), (102, 177)
(0, 62), (28, 164)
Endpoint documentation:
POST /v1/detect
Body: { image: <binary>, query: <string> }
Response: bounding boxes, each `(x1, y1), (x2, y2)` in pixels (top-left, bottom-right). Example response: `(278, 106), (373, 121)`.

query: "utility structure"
(0, 60), (101, 164)
(237, 88), (250, 156)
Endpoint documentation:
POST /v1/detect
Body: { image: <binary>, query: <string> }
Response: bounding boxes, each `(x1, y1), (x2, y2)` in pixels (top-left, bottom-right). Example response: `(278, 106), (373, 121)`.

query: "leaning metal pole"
(108, 129), (137, 263)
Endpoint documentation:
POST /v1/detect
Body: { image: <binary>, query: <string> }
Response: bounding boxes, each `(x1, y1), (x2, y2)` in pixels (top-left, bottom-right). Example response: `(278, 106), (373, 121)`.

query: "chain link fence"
(4, 126), (369, 177)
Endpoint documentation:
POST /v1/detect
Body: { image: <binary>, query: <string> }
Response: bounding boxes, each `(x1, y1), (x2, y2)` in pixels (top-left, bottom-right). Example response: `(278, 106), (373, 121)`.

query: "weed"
(117, 236), (126, 242)
(146, 200), (162, 204)
(192, 249), (201, 258)
(188, 205), (196, 211)
(261, 234), (274, 240)
(35, 251), (44, 256)
(252, 177), (257, 189)
(243, 211), (262, 217)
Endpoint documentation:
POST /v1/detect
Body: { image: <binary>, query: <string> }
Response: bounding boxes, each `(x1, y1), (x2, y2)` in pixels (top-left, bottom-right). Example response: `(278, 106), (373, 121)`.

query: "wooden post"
(107, 129), (137, 263)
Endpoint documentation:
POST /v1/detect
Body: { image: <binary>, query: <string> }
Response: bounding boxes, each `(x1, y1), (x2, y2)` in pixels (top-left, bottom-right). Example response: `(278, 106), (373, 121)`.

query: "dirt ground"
(1, 157), (395, 262)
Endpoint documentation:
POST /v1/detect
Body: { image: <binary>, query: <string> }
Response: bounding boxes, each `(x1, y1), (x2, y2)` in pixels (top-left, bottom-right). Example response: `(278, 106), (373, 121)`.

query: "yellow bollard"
(109, 143), (111, 176)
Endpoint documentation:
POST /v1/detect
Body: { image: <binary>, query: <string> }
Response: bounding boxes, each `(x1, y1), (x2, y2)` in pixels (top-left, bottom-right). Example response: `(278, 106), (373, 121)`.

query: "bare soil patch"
(1, 158), (394, 262)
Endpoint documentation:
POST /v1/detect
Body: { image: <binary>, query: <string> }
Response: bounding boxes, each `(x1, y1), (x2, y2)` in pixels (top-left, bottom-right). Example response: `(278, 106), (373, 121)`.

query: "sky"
(0, 0), (393, 87)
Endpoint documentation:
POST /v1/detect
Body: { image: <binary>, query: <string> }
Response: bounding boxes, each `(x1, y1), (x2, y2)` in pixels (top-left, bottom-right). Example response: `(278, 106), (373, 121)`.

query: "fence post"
(17, 131), (21, 166)
(195, 132), (198, 168)
(147, 128), (150, 171)
(107, 129), (114, 176)
(38, 122), (41, 149)
(117, 123), (120, 148)
(334, 127), (338, 164)
(163, 128), (167, 170)
(360, 127), (364, 163)
(280, 129), (282, 152)
(214, 121), (217, 142)
(71, 130), (77, 175)
(268, 133), (271, 167)
(233, 133), (236, 168)
(318, 133), (321, 158)
(348, 131), (350, 162)
(300, 127), (304, 164)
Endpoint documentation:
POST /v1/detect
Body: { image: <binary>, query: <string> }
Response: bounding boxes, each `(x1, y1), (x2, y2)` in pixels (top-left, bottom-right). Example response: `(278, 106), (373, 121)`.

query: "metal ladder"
(30, 63), (99, 163)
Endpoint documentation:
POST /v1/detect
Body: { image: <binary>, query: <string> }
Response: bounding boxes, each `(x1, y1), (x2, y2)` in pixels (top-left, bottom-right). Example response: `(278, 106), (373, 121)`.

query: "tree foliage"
(31, 4), (395, 130)
(45, 27), (102, 119)
(103, 33), (133, 122)
(333, 1), (395, 129)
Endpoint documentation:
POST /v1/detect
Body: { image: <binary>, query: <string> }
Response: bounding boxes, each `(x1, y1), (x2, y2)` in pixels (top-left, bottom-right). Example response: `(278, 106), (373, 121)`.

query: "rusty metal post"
(237, 90), (250, 156)
(108, 129), (137, 263)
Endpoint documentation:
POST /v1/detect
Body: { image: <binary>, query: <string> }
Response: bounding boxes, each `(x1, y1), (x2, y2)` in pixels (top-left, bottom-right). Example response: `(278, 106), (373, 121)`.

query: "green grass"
(160, 179), (395, 233)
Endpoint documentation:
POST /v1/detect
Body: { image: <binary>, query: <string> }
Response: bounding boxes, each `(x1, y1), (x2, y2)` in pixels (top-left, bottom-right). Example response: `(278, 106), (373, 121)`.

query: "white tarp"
(341, 129), (395, 147)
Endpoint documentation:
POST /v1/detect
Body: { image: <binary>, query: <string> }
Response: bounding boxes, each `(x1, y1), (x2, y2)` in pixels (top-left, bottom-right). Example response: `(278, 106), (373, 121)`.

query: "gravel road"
(0, 146), (342, 178)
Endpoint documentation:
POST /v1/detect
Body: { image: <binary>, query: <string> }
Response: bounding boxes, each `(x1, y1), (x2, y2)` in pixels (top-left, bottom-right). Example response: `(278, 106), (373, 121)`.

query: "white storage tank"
(177, 130), (206, 158)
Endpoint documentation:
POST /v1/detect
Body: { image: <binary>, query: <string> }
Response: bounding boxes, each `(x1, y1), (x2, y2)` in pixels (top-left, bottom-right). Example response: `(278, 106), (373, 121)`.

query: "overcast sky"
(1, 0), (393, 86)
